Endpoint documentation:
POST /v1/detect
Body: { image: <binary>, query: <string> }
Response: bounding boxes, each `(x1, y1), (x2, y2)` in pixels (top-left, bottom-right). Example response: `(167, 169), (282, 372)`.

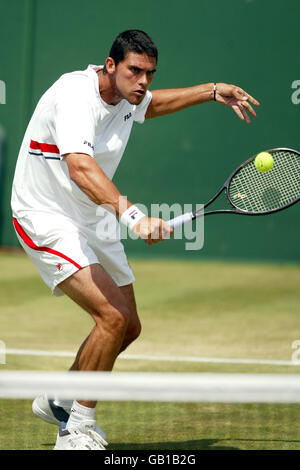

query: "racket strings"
(228, 150), (300, 213)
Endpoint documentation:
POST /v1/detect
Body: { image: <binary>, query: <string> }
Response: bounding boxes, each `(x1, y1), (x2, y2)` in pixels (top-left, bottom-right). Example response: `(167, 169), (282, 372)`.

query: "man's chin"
(126, 93), (145, 105)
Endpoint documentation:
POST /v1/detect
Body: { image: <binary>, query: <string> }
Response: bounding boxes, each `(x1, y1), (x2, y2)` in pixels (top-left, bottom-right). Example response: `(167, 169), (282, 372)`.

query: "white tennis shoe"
(54, 420), (108, 450)
(32, 394), (70, 425)
(32, 394), (107, 441)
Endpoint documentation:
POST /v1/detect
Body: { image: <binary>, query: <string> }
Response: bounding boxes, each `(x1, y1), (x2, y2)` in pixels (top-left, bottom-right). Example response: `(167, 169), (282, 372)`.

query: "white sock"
(66, 400), (96, 431)
(53, 397), (73, 411)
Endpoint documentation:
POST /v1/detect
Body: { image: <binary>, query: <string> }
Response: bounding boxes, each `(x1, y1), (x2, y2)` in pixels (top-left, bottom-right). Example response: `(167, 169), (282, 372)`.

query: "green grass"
(1, 400), (300, 450)
(1, 253), (300, 450)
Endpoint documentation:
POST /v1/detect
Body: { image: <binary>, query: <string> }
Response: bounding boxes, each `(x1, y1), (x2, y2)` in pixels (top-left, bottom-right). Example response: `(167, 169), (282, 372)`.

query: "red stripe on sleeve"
(30, 140), (41, 150)
(30, 140), (60, 154)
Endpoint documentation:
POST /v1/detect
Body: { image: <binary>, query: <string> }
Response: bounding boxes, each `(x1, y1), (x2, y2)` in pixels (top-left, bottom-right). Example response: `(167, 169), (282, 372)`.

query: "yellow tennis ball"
(254, 152), (274, 172)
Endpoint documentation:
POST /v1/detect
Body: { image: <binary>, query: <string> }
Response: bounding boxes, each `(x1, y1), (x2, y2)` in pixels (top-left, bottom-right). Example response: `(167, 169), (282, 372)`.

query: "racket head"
(225, 148), (300, 215)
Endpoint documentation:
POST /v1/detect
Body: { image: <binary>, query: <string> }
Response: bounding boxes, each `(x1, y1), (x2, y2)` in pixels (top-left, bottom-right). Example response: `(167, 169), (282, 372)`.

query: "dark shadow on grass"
(40, 437), (300, 451)
(40, 439), (237, 450)
(106, 440), (239, 450)
(227, 438), (300, 444)
(41, 443), (55, 448)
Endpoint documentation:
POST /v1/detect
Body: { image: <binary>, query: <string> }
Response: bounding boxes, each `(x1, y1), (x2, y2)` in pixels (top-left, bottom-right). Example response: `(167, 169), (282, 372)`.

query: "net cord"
(1, 371), (300, 403)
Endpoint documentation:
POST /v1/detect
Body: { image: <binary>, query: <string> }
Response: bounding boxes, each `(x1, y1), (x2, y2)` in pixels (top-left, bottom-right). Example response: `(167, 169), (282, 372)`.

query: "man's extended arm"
(65, 153), (172, 244)
(146, 82), (260, 123)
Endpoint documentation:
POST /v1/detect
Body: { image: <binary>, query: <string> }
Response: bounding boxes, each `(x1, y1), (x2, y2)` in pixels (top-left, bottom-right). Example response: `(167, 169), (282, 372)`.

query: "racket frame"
(192, 147), (300, 219)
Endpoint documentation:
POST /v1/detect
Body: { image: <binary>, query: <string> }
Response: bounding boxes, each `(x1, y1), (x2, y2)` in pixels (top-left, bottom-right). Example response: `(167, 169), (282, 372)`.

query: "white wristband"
(120, 205), (146, 231)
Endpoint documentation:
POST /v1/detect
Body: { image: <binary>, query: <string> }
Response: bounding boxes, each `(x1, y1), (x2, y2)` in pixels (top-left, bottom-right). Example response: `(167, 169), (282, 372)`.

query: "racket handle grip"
(167, 212), (193, 228)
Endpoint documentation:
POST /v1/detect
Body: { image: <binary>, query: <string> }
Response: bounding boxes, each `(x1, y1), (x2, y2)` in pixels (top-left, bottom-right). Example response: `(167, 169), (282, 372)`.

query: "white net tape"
(1, 371), (300, 403)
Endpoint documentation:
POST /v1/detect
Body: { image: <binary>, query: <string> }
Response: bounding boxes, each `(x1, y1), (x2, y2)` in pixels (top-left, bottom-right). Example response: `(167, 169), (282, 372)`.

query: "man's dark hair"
(103, 30), (158, 72)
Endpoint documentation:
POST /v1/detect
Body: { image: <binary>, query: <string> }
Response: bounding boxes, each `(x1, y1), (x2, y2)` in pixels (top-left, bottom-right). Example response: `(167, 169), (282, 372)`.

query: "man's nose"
(138, 73), (148, 87)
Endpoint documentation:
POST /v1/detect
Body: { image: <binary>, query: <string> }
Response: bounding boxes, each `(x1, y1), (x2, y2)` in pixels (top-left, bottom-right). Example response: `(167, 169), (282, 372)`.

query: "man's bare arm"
(64, 153), (172, 244)
(146, 83), (214, 118)
(146, 82), (260, 123)
(65, 153), (130, 217)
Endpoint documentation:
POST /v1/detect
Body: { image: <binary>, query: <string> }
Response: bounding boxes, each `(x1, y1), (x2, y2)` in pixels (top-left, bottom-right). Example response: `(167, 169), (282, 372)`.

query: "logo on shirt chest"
(83, 140), (94, 150)
(124, 112), (132, 122)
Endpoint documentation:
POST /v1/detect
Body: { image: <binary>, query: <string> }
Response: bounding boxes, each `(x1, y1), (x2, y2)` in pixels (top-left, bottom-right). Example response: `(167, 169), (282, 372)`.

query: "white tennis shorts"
(13, 211), (135, 296)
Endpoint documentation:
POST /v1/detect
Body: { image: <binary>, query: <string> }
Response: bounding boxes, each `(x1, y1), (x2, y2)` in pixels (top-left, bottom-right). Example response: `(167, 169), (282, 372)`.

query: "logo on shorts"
(57, 263), (63, 272)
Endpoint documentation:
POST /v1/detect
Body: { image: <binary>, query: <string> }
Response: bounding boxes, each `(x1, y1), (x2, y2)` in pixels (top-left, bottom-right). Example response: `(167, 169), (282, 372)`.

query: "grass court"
(1, 252), (300, 450)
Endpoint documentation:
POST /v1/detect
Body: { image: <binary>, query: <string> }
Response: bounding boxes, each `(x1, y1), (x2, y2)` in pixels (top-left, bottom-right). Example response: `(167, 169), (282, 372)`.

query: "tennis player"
(11, 30), (259, 450)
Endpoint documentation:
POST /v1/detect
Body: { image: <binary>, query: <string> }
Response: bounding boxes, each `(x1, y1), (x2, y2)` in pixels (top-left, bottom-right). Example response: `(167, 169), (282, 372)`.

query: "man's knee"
(121, 316), (142, 352)
(128, 320), (142, 343)
(130, 318), (142, 342)
(93, 302), (130, 337)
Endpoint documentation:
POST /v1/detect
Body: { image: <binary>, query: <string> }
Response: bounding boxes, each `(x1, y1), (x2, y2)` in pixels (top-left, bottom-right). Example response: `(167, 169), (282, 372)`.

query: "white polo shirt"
(11, 64), (152, 223)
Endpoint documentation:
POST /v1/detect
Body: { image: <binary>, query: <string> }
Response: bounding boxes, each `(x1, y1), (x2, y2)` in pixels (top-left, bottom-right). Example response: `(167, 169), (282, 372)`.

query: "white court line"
(5, 348), (300, 366)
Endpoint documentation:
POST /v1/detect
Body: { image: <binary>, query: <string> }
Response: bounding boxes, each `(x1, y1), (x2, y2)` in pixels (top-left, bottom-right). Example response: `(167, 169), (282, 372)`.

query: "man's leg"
(35, 265), (141, 440)
(69, 283), (141, 369)
(58, 263), (131, 408)
(120, 283), (141, 353)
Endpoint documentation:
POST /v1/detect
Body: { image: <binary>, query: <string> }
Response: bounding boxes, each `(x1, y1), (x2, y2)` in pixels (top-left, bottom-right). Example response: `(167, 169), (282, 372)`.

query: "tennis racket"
(168, 147), (300, 228)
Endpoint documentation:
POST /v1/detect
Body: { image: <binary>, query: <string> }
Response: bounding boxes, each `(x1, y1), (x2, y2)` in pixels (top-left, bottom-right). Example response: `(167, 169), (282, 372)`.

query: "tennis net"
(1, 371), (300, 450)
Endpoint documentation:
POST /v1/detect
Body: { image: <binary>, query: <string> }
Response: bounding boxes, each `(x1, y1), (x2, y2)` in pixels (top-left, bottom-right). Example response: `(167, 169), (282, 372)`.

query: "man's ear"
(105, 57), (116, 74)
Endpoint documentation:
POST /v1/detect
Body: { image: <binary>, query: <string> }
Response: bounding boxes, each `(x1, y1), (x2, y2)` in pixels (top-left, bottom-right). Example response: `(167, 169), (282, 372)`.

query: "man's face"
(111, 52), (157, 105)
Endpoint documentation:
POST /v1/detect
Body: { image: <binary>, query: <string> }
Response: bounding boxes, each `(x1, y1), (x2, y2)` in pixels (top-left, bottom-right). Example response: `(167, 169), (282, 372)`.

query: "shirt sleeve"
(133, 90), (152, 124)
(54, 79), (97, 157)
